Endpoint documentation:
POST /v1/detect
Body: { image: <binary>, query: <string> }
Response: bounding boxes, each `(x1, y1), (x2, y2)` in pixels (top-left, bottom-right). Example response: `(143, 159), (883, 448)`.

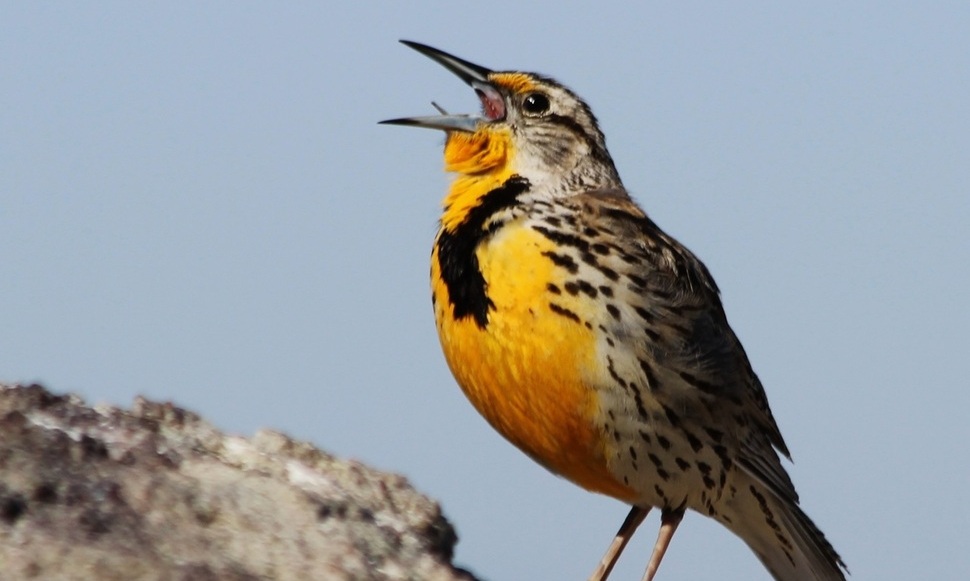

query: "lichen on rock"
(0, 383), (477, 581)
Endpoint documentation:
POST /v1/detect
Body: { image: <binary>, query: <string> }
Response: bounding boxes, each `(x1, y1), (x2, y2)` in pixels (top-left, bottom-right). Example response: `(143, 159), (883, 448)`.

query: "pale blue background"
(2, 3), (968, 579)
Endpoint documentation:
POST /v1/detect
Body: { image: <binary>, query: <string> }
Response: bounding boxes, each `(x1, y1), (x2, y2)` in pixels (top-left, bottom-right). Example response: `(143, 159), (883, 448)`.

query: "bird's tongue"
(476, 85), (505, 121)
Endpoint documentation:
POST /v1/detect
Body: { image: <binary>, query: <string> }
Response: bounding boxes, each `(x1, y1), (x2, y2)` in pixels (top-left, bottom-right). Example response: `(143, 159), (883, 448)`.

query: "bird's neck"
(439, 129), (519, 233)
(438, 129), (621, 232)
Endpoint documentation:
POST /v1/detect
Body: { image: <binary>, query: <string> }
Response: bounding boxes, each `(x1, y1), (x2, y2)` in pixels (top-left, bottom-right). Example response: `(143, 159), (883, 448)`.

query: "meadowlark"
(382, 41), (847, 581)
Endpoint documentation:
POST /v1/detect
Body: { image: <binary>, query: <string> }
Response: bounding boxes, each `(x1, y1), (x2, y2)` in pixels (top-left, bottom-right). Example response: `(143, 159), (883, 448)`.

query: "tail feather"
(716, 470), (847, 580)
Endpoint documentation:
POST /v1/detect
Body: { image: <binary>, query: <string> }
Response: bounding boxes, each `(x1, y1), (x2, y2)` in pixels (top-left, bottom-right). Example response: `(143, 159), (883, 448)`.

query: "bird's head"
(382, 41), (620, 192)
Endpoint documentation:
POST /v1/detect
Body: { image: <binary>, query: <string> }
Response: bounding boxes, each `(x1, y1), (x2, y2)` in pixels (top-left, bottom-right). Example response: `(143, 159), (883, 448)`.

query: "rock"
(0, 383), (478, 581)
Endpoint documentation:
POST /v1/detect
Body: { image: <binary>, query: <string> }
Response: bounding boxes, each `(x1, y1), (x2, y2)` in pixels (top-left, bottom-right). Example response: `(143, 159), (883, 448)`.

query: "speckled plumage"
(383, 41), (846, 580)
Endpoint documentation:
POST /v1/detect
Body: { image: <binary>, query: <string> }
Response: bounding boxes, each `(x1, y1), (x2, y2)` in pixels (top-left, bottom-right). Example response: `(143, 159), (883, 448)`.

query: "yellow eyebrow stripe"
(488, 72), (538, 93)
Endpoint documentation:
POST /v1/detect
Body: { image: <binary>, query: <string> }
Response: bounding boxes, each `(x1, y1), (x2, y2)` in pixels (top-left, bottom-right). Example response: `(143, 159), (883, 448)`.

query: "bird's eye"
(522, 93), (550, 116)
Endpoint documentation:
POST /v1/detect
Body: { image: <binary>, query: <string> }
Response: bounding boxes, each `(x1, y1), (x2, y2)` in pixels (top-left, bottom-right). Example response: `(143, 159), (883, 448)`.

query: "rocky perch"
(0, 383), (478, 581)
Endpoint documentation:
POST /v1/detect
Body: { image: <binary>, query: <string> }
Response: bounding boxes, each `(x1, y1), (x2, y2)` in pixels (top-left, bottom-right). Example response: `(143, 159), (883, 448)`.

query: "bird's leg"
(587, 505), (650, 581)
(641, 506), (686, 581)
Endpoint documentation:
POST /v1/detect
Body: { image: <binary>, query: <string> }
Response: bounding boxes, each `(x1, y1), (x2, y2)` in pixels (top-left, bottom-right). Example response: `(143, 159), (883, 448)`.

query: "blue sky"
(2, 3), (968, 579)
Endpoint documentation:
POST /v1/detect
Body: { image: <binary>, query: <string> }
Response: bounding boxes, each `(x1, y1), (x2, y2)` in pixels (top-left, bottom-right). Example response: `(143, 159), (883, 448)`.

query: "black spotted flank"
(713, 444), (734, 471)
(654, 485), (668, 504)
(661, 404), (681, 428)
(685, 431), (704, 453)
(628, 381), (649, 421)
(541, 250), (579, 274)
(633, 306), (655, 323)
(599, 266), (620, 281)
(564, 279), (598, 298)
(606, 304), (621, 320)
(548, 302), (581, 323)
(627, 274), (647, 288)
(532, 224), (590, 252)
(605, 356), (628, 389)
(638, 358), (659, 392)
(436, 176), (530, 328)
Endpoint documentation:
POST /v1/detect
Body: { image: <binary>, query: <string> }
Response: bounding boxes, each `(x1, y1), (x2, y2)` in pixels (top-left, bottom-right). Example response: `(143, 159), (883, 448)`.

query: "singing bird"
(382, 41), (846, 580)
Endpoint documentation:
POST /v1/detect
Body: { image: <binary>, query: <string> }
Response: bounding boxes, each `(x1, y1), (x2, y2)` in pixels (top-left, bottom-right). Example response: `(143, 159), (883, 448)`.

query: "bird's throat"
(439, 129), (517, 232)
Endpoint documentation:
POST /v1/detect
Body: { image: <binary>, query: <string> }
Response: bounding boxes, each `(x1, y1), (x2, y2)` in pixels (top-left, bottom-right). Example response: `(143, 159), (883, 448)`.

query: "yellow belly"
(432, 223), (636, 501)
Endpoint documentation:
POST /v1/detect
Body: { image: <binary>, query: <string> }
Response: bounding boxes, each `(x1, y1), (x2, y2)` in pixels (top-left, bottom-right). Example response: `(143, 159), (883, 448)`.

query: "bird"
(381, 40), (847, 581)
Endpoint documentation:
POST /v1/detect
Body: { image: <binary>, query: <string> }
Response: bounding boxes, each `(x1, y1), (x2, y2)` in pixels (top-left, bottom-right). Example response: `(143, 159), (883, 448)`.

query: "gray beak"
(380, 41), (501, 133)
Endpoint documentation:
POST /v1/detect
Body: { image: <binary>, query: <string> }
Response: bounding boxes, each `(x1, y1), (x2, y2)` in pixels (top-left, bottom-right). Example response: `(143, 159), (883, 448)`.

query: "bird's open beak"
(380, 40), (505, 133)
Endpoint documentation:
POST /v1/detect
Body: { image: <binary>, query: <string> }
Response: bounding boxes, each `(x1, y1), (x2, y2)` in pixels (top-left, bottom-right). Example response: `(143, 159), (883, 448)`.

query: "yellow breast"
(432, 222), (636, 501)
